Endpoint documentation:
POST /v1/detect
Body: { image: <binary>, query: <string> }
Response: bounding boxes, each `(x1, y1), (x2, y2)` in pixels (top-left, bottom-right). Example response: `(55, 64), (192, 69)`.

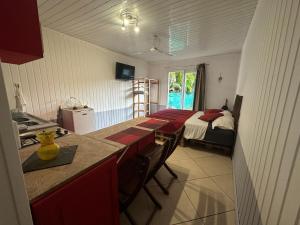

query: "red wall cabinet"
(0, 0), (43, 64)
(31, 156), (120, 225)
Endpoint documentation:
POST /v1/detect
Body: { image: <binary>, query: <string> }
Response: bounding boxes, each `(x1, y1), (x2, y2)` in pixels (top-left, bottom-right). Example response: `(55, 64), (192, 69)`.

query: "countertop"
(85, 117), (150, 146)
(19, 134), (124, 202)
(19, 117), (167, 202)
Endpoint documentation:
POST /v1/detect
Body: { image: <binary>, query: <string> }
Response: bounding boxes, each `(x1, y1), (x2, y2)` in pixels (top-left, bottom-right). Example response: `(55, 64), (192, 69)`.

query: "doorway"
(167, 71), (197, 110)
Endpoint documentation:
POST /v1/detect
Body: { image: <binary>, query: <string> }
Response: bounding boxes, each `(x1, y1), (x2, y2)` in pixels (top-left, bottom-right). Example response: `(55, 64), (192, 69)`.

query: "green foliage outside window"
(169, 71), (196, 94)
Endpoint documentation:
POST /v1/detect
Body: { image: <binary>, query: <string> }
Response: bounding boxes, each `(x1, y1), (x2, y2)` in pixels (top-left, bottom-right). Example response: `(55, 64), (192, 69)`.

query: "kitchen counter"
(19, 134), (124, 202)
(19, 117), (167, 202)
(85, 117), (151, 146)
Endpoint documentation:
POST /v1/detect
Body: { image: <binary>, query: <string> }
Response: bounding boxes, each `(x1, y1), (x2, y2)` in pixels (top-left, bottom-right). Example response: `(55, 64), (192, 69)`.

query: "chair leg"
(153, 176), (169, 195)
(164, 163), (178, 179)
(143, 186), (162, 209)
(124, 209), (138, 225)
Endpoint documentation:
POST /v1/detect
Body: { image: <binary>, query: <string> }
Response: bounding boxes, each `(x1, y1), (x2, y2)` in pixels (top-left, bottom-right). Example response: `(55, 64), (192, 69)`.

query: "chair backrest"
(139, 140), (171, 182)
(165, 126), (186, 158)
(118, 155), (150, 210)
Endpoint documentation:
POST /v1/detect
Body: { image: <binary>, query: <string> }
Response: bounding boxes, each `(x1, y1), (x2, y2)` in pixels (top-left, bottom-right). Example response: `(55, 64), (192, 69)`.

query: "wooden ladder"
(132, 78), (159, 118)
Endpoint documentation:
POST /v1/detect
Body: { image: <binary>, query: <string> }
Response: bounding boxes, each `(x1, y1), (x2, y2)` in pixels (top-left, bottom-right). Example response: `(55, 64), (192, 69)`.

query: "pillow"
(212, 115), (234, 130)
(199, 112), (224, 122)
(222, 110), (232, 116)
(204, 109), (223, 114)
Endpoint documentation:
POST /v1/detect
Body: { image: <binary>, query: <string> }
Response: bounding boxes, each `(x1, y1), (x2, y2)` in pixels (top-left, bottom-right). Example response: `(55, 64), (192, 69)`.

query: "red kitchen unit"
(0, 0), (43, 64)
(31, 156), (120, 225)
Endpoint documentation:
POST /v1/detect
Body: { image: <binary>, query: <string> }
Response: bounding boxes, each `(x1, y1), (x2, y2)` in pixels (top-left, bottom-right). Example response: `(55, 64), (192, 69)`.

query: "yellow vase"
(36, 131), (60, 160)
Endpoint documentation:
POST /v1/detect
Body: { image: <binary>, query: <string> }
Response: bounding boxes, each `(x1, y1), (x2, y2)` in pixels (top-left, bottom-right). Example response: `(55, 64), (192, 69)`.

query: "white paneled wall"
(233, 0), (300, 224)
(2, 28), (148, 129)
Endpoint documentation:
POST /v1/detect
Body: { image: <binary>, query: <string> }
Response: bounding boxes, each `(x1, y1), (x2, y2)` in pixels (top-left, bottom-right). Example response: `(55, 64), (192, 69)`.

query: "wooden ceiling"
(37, 0), (257, 62)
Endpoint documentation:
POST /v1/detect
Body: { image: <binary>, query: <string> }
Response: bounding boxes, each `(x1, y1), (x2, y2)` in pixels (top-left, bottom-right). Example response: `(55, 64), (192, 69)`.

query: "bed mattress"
(183, 111), (208, 140)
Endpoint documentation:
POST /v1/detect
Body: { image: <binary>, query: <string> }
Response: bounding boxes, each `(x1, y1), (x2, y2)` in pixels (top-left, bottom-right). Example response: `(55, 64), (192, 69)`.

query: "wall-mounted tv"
(115, 62), (135, 80)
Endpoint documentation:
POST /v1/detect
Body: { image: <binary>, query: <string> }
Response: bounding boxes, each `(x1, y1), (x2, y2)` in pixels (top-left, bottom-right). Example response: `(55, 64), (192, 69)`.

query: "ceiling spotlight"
(120, 3), (140, 33)
(121, 21), (126, 30)
(124, 19), (129, 26)
(134, 25), (140, 33)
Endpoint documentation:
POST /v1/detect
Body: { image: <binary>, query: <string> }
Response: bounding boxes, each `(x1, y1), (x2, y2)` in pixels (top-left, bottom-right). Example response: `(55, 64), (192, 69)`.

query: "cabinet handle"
(82, 113), (87, 115)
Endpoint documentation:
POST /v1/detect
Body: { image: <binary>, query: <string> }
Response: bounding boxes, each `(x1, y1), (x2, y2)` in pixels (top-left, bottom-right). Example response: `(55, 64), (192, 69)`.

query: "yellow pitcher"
(36, 131), (60, 160)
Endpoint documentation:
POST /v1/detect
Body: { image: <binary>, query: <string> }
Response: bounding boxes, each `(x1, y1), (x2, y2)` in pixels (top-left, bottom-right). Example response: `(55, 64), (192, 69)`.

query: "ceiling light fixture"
(134, 24), (140, 33)
(120, 1), (140, 33)
(121, 21), (126, 31)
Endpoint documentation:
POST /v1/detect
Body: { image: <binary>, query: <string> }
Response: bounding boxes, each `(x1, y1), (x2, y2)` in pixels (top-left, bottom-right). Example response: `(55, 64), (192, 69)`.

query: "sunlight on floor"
(120, 144), (236, 225)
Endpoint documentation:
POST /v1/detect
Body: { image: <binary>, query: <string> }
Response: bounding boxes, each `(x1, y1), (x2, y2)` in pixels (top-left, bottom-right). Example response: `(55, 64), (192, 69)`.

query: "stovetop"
(20, 127), (70, 149)
(12, 112), (57, 133)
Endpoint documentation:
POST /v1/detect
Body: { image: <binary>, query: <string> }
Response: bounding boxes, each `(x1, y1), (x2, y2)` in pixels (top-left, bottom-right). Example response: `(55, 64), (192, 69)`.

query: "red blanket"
(148, 109), (197, 134)
(136, 118), (169, 130)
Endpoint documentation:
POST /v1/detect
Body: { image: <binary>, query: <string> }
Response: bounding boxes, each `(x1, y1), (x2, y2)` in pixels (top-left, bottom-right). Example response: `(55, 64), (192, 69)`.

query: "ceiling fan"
(133, 35), (174, 56)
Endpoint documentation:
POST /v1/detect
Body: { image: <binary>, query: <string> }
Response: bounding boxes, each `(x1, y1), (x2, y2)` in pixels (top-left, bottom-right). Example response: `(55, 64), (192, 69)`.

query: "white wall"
(233, 0), (300, 224)
(1, 27), (149, 129)
(0, 65), (33, 225)
(149, 52), (241, 110)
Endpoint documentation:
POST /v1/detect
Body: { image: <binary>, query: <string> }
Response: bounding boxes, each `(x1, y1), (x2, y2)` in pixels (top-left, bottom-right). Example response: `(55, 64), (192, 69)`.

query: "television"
(115, 62), (135, 80)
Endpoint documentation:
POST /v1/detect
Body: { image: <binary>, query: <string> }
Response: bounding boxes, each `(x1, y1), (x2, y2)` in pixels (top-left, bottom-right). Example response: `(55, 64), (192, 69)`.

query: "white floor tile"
(183, 178), (235, 217)
(167, 158), (209, 181)
(125, 182), (200, 225)
(201, 211), (236, 225)
(193, 156), (232, 177)
(211, 174), (235, 201)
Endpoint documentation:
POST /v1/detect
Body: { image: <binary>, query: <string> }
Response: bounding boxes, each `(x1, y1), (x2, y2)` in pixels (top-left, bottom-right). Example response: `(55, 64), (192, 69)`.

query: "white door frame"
(167, 70), (196, 110)
(0, 63), (33, 225)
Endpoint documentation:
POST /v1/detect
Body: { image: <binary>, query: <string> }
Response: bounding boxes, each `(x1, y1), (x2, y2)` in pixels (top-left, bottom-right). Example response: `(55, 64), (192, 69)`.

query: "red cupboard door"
(0, 0), (43, 64)
(31, 156), (120, 225)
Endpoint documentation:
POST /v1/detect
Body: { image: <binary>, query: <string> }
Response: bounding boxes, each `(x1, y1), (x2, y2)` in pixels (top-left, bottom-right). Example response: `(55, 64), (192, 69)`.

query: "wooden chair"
(118, 154), (161, 225)
(159, 126), (186, 179)
(139, 139), (171, 196)
(139, 127), (185, 196)
(118, 155), (149, 225)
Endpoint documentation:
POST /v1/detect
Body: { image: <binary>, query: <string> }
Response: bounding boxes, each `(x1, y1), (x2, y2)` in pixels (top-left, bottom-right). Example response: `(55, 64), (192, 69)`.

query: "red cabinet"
(0, 0), (43, 64)
(31, 156), (120, 225)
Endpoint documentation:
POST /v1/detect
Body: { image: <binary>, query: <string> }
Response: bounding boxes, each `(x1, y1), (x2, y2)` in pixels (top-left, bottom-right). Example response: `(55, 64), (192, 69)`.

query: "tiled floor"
(120, 143), (236, 225)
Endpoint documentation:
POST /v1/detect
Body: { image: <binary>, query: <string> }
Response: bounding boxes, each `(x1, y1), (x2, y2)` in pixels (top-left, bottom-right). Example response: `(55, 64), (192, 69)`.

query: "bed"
(148, 95), (243, 154)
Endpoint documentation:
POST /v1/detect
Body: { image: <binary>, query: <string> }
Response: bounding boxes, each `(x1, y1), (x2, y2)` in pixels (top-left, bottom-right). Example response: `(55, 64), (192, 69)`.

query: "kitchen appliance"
(62, 107), (96, 135)
(19, 127), (69, 149)
(12, 112), (57, 133)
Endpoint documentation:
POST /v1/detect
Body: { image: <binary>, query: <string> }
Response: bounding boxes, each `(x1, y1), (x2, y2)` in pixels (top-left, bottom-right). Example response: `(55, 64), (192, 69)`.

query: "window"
(167, 70), (196, 110)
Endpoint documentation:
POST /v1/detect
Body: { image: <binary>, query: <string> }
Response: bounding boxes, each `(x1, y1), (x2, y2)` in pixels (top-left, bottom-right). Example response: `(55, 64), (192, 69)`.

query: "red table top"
(136, 118), (169, 130)
(105, 127), (153, 146)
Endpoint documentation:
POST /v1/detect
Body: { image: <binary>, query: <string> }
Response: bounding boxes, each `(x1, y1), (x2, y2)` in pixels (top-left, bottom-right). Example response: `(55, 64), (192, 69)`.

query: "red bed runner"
(148, 109), (197, 134)
(136, 118), (169, 130)
(105, 127), (153, 145)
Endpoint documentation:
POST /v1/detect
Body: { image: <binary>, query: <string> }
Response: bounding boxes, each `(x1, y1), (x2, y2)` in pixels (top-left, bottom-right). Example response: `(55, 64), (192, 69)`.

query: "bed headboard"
(232, 95), (243, 132)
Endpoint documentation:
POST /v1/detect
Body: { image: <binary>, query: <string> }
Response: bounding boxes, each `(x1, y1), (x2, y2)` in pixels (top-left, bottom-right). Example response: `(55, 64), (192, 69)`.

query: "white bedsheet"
(184, 111), (208, 140)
